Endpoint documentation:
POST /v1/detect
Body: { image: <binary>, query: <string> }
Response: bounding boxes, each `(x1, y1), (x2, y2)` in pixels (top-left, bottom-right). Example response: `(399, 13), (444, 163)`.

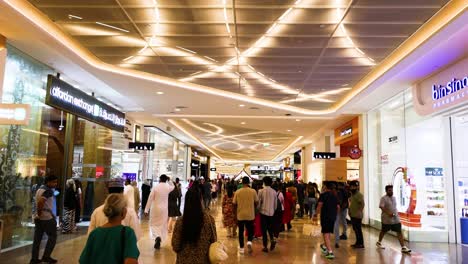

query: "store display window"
(367, 90), (450, 242)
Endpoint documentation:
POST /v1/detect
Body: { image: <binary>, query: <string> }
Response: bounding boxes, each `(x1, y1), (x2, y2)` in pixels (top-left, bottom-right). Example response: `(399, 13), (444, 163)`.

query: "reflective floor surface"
(2, 204), (467, 264)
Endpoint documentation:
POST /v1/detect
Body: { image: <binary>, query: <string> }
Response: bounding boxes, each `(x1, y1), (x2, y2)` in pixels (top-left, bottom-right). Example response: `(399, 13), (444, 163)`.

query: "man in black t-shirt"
(314, 181), (339, 260)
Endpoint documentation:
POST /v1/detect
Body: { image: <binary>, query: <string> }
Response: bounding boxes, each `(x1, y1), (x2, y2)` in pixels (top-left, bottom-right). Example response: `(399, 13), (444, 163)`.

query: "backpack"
(274, 192), (283, 215)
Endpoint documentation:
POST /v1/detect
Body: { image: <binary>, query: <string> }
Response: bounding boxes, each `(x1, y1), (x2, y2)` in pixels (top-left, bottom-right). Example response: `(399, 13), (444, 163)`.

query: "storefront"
(334, 118), (361, 181)
(366, 56), (468, 243)
(143, 126), (188, 182)
(0, 44), (130, 250)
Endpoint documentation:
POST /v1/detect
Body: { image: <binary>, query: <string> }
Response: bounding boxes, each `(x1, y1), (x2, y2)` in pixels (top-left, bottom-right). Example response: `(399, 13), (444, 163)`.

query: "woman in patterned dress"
(222, 185), (237, 237)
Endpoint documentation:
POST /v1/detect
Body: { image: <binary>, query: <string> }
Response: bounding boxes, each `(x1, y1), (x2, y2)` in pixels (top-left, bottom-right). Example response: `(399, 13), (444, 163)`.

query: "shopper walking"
(257, 177), (278, 253)
(201, 177), (212, 209)
(62, 179), (77, 234)
(349, 181), (365, 249)
(306, 183), (318, 221)
(30, 175), (59, 264)
(376, 185), (412, 253)
(124, 179), (135, 210)
(141, 179), (152, 214)
(282, 186), (295, 231)
(334, 182), (349, 248)
(315, 181), (339, 260)
(168, 180), (182, 233)
(74, 178), (83, 224)
(222, 185), (237, 237)
(211, 180), (218, 205)
(131, 181), (140, 214)
(145, 174), (174, 249)
(80, 194), (139, 264)
(172, 187), (217, 264)
(88, 178), (141, 240)
(295, 180), (306, 218)
(233, 176), (258, 254)
(272, 184), (284, 239)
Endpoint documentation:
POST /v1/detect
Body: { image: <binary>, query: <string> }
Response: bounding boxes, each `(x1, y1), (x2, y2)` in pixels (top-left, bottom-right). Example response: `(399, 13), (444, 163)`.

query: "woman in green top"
(80, 193), (139, 264)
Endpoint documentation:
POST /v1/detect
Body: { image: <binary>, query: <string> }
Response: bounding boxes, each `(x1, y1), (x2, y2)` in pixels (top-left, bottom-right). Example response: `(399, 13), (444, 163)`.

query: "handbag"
(208, 217), (228, 264)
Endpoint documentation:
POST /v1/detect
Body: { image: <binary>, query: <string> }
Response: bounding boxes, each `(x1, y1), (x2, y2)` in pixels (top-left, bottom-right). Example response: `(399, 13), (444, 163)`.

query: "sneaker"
(320, 244), (328, 253)
(376, 241), (385, 249)
(401, 246), (412, 253)
(239, 248), (245, 254)
(325, 252), (335, 259)
(270, 240), (277, 251)
(247, 241), (253, 254)
(335, 243), (340, 248)
(262, 247), (269, 253)
(339, 234), (347, 240)
(29, 259), (42, 264)
(154, 237), (161, 249)
(41, 257), (58, 263)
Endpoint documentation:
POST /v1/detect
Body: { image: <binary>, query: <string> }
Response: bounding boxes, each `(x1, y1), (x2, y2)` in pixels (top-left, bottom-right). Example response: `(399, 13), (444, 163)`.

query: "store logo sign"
(129, 142), (155, 150)
(425, 167), (443, 176)
(0, 104), (31, 125)
(46, 75), (125, 132)
(340, 127), (352, 137)
(431, 76), (468, 109)
(313, 152), (336, 159)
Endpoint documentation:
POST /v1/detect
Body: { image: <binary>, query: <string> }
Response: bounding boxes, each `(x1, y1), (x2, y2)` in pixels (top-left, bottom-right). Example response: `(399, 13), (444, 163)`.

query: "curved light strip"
(168, 119), (224, 160)
(203, 123), (224, 135)
(272, 136), (303, 161)
(5, 0), (463, 116)
(280, 88), (351, 104)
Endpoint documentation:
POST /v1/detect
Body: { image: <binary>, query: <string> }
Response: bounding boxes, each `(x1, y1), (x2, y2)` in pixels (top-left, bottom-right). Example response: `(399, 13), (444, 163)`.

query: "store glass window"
(0, 46), (67, 249)
(72, 118), (125, 221)
(367, 90), (450, 242)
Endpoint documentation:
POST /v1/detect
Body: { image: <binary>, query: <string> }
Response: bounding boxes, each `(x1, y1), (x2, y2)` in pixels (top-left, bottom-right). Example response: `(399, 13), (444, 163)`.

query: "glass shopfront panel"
(367, 90), (450, 242)
(72, 118), (126, 221)
(0, 46), (68, 250)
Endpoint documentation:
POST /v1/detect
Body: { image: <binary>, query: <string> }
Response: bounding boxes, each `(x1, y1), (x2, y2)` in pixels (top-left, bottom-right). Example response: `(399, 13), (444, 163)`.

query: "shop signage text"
(0, 104), (31, 125)
(388, 136), (398, 143)
(340, 127), (352, 137)
(425, 167), (443, 176)
(210, 168), (217, 172)
(313, 152), (336, 159)
(46, 75), (125, 132)
(129, 142), (155, 150)
(431, 75), (468, 110)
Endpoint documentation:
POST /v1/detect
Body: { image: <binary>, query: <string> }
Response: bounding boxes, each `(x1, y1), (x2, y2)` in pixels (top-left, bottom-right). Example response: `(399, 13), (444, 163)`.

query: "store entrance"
(451, 112), (468, 243)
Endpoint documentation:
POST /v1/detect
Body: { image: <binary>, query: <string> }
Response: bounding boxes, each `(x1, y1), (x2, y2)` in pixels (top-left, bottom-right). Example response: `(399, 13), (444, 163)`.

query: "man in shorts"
(315, 181), (339, 259)
(376, 185), (412, 253)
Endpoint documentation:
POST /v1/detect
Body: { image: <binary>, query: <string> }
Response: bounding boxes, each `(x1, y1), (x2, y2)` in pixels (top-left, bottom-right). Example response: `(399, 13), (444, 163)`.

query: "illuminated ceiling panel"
(173, 119), (298, 161)
(27, 0), (451, 109)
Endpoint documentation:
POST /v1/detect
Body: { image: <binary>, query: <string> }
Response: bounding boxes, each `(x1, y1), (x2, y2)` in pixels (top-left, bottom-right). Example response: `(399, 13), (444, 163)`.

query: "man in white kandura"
(145, 174), (174, 250)
(123, 179), (135, 211)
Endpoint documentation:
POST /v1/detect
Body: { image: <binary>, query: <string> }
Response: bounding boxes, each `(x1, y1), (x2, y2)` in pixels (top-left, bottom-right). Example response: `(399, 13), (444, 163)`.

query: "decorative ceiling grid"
(28, 0), (450, 110)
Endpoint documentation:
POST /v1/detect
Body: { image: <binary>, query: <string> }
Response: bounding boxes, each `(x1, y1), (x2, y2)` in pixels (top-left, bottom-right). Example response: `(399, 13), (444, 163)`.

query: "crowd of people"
(29, 174), (412, 263)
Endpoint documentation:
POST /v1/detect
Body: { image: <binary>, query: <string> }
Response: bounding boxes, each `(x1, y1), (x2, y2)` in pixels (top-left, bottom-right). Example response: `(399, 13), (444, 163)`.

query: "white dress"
(124, 185), (135, 210)
(144, 182), (174, 242)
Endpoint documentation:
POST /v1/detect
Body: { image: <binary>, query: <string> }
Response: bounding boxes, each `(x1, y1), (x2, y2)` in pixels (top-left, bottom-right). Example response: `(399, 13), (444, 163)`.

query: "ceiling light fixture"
(239, 104), (245, 107)
(122, 55), (134, 62)
(287, 129), (292, 132)
(95, 22), (129, 33)
(295, 119), (301, 122)
(68, 14), (82, 20)
(241, 122), (246, 125)
(272, 136), (303, 161)
(204, 56), (217, 62)
(156, 91), (164, 95)
(176, 46), (197, 54)
(168, 119), (224, 160)
(175, 108), (182, 112)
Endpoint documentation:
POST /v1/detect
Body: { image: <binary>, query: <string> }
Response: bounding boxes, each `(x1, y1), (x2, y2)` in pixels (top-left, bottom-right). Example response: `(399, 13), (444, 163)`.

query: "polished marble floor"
(2, 204), (467, 264)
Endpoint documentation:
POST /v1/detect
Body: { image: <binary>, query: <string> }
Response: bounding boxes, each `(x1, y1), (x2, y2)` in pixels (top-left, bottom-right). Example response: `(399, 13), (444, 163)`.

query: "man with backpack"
(257, 177), (278, 253)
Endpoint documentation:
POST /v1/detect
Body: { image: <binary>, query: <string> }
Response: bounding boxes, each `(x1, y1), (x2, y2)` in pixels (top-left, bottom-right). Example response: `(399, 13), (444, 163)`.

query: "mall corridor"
(0, 1), (468, 263)
(2, 202), (466, 264)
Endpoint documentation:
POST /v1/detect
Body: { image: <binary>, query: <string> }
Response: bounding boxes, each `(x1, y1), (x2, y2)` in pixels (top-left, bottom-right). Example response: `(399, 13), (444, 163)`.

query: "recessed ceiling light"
(239, 104), (245, 107)
(156, 91), (164, 95)
(296, 119), (301, 122)
(241, 122), (246, 125)
(319, 24), (325, 28)
(175, 108), (182, 112)
(287, 129), (292, 132)
(68, 14), (82, 20)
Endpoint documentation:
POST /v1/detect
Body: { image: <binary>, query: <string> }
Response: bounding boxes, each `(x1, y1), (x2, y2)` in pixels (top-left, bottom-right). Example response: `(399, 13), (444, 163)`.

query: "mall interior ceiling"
(0, 0), (466, 163)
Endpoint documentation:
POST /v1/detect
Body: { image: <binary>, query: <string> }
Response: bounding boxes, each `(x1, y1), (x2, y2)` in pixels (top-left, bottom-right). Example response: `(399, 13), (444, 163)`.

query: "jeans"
(260, 214), (275, 248)
(31, 219), (57, 260)
(334, 208), (348, 243)
(351, 217), (364, 246)
(308, 198), (317, 218)
(238, 220), (254, 248)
